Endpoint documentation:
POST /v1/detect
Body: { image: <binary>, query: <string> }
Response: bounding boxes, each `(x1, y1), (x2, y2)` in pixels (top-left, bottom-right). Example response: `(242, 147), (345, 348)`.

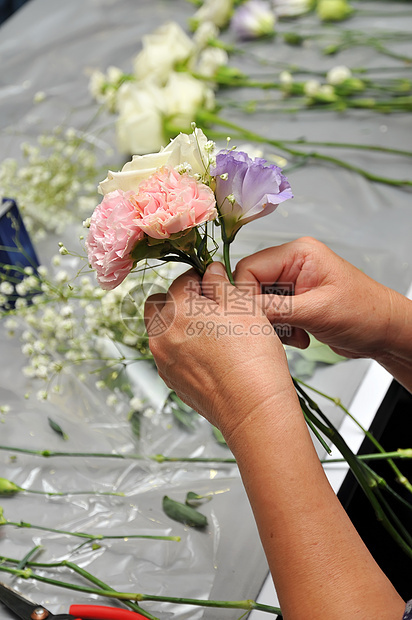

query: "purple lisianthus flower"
(211, 149), (293, 241)
(231, 0), (276, 40)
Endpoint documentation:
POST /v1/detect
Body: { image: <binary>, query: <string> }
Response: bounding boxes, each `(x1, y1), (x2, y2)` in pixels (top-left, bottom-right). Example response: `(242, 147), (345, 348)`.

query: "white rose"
(191, 0), (234, 30)
(133, 22), (195, 85)
(115, 82), (166, 155)
(326, 65), (352, 85)
(193, 47), (228, 78)
(273, 0), (311, 18)
(99, 128), (211, 195)
(193, 21), (219, 50)
(164, 72), (215, 127)
(304, 79), (321, 97)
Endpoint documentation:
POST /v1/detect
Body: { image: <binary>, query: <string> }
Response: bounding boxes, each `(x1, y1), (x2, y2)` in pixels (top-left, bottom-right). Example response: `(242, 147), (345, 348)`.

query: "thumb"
(202, 261), (231, 305)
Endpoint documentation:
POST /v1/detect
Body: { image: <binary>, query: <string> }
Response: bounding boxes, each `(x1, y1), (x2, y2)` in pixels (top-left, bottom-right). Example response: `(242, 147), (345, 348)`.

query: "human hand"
(234, 236), (400, 360)
(144, 262), (296, 441)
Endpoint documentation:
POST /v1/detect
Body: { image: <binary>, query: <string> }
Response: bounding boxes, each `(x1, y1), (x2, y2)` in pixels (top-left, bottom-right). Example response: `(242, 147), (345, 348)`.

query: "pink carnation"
(132, 166), (217, 239)
(86, 190), (144, 290)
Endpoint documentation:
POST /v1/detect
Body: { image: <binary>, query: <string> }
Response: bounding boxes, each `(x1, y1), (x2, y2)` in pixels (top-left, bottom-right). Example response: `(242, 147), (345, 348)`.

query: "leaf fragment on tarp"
(162, 495), (208, 528)
(48, 417), (69, 440)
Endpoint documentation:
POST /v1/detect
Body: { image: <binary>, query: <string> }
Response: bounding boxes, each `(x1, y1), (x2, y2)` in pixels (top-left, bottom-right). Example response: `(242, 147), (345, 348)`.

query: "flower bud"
(0, 477), (21, 496)
(317, 0), (353, 21)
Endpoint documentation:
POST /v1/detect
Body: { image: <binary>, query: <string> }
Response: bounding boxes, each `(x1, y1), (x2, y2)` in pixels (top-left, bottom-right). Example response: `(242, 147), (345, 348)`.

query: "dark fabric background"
(0, 0), (30, 25)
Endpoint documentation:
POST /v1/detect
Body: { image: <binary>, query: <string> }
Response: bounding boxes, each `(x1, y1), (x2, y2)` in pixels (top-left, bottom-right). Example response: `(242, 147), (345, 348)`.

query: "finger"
(277, 326), (310, 349)
(144, 293), (167, 335)
(201, 262), (232, 305)
(234, 240), (312, 292)
(166, 268), (202, 303)
(255, 291), (319, 326)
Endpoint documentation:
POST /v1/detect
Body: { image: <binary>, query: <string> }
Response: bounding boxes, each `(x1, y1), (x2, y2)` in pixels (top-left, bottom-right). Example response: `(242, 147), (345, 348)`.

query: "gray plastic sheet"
(0, 0), (412, 618)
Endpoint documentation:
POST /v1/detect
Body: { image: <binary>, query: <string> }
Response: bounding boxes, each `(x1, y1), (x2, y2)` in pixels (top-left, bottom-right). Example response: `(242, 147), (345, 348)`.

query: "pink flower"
(86, 190), (144, 290)
(132, 166), (217, 239)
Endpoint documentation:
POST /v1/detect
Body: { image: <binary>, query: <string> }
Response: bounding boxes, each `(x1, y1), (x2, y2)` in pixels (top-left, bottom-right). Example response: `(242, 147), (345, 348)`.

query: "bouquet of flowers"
(85, 127), (293, 290)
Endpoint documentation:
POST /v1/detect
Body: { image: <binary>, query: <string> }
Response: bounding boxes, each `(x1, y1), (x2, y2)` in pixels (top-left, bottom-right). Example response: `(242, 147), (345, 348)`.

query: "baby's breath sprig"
(1, 254), (172, 403)
(0, 127), (104, 242)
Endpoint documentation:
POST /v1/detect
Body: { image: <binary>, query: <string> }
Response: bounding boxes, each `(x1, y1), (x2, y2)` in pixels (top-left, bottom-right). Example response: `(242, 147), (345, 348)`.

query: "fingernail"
(207, 262), (226, 275)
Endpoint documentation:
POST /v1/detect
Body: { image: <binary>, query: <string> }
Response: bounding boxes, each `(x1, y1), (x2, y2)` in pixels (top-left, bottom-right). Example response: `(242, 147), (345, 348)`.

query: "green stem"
(0, 565), (281, 615)
(1, 520), (180, 544)
(0, 444), (237, 462)
(294, 377), (412, 494)
(324, 449), (412, 464)
(223, 240), (235, 284)
(197, 111), (412, 188)
(15, 487), (125, 497)
(0, 556), (158, 619)
(295, 381), (412, 559)
(3, 443), (412, 465)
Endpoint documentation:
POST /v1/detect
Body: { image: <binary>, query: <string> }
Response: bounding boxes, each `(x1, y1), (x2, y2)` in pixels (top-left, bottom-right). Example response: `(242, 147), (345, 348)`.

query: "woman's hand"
(144, 261), (296, 441)
(235, 236), (409, 360)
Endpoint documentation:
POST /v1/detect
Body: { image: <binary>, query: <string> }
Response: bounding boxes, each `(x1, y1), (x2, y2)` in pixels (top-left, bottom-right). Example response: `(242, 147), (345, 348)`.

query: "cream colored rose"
(99, 129), (211, 195)
(193, 21), (219, 50)
(115, 82), (166, 156)
(191, 0), (234, 29)
(165, 72), (215, 128)
(193, 47), (229, 78)
(133, 22), (195, 85)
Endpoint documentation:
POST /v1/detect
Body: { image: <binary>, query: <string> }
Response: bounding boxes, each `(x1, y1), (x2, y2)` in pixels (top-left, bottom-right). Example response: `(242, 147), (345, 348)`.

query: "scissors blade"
(0, 581), (40, 619)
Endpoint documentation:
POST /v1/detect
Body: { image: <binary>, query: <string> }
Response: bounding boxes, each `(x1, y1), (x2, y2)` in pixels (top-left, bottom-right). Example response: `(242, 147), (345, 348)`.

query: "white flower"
(15, 298), (27, 310)
(88, 69), (106, 101)
(193, 21), (219, 50)
(231, 0), (276, 40)
(0, 281), (14, 295)
(164, 72), (215, 129)
(5, 318), (18, 330)
(99, 128), (212, 194)
(327, 65), (352, 85)
(33, 91), (46, 103)
(115, 81), (166, 155)
(22, 343), (34, 356)
(37, 265), (48, 277)
(191, 0), (234, 30)
(272, 0), (311, 18)
(55, 270), (69, 283)
(279, 71), (293, 85)
(194, 47), (229, 78)
(133, 22), (195, 85)
(304, 79), (321, 97)
(130, 396), (144, 410)
(319, 84), (335, 97)
(106, 394), (118, 407)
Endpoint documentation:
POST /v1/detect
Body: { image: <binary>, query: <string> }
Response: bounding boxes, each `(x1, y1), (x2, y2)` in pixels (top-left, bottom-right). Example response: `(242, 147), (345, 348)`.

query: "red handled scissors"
(0, 581), (148, 619)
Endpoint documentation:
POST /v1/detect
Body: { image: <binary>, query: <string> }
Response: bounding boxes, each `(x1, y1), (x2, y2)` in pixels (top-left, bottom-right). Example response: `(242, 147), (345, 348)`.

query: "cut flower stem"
(0, 555), (282, 617)
(0, 519), (180, 545)
(197, 111), (412, 188)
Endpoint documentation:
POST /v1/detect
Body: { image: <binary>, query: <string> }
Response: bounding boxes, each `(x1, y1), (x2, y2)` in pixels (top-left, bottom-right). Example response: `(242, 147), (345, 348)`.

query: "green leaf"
(162, 495), (208, 528)
(167, 393), (199, 430)
(128, 409), (141, 438)
(186, 491), (212, 507)
(297, 336), (346, 364)
(48, 417), (69, 440)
